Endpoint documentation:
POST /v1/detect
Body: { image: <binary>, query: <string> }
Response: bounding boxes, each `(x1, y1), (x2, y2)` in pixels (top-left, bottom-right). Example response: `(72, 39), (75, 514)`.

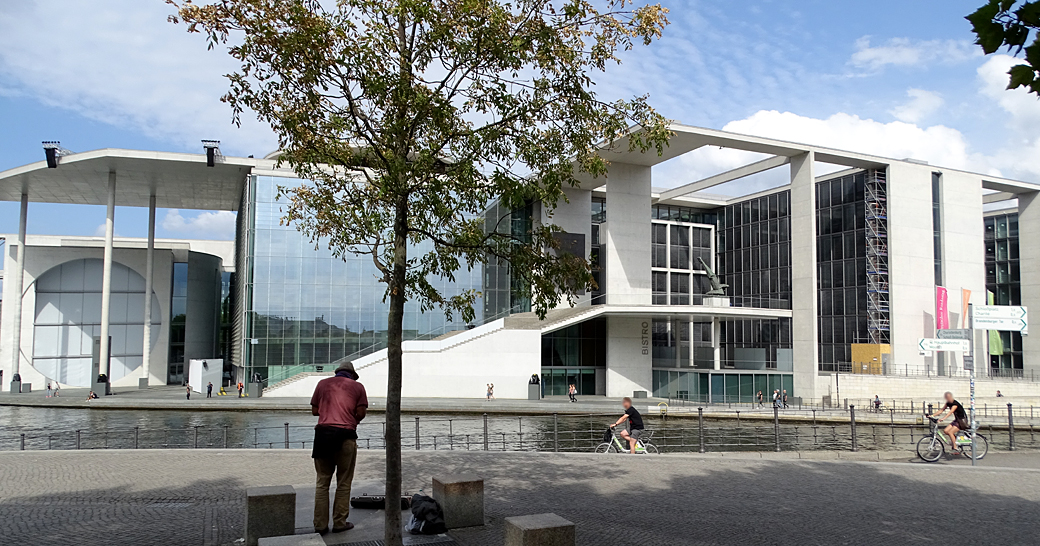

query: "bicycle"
(916, 417), (989, 462)
(594, 427), (659, 454)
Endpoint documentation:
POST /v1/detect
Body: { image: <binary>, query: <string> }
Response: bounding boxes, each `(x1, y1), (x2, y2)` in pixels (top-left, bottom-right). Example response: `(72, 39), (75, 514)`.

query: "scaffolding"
(865, 169), (890, 344)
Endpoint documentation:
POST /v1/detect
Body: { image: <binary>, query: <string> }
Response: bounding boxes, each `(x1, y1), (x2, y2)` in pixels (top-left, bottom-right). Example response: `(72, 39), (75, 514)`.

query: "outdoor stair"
(262, 371), (331, 394)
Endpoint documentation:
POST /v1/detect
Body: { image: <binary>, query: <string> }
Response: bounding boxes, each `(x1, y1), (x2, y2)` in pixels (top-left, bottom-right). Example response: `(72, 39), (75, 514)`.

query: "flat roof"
(0, 149), (278, 210)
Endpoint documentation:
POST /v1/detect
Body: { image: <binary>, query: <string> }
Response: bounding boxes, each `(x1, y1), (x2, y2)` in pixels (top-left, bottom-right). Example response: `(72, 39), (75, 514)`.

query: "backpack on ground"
(407, 494), (446, 535)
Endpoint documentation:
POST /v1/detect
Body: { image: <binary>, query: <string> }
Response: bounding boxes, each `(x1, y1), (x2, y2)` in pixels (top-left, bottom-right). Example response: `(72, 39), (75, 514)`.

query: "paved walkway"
(2, 449), (1040, 545)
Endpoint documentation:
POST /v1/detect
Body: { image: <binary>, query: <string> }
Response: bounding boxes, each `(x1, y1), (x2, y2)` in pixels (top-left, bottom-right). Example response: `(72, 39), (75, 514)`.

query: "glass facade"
(651, 222), (713, 305)
(816, 172), (870, 369)
(482, 198), (534, 319)
(591, 196), (605, 303)
(651, 369), (793, 403)
(985, 212), (1022, 372)
(168, 262), (188, 384)
(540, 317), (605, 395)
(242, 175), (482, 383)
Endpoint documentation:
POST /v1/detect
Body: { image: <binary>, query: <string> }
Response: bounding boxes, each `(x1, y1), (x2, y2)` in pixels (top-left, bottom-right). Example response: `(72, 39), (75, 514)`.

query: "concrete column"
(712, 317), (721, 370)
(789, 152), (818, 399)
(141, 193), (156, 384)
(541, 186), (593, 305)
(603, 163), (651, 305)
(605, 315), (652, 397)
(1019, 191), (1040, 375)
(9, 193), (28, 385)
(99, 172), (116, 380)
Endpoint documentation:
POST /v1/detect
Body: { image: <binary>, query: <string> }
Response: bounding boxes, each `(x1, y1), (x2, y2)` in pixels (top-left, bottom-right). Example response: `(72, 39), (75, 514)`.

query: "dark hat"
(336, 360), (358, 377)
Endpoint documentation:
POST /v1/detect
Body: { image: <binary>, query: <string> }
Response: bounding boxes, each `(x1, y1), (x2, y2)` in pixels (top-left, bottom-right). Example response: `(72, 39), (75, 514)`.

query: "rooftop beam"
(983, 191), (1017, 204)
(658, 155), (790, 201)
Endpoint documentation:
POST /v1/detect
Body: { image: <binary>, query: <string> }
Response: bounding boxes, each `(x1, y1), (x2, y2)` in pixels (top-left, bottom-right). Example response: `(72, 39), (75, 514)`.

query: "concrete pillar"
(605, 315), (652, 397)
(141, 193), (155, 385)
(1019, 191), (1040, 375)
(712, 317), (721, 370)
(603, 163), (651, 305)
(9, 193), (28, 386)
(542, 186), (593, 305)
(99, 172), (116, 380)
(789, 152), (818, 399)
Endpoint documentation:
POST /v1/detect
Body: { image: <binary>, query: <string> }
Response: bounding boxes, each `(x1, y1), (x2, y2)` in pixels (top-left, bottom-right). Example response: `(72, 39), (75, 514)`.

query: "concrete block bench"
(245, 485), (296, 546)
(433, 474), (484, 528)
(258, 533), (325, 546)
(504, 513), (575, 546)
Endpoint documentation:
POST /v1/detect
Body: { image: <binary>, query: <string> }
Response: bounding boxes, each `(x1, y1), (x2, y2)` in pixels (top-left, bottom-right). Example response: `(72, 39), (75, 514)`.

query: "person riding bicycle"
(930, 392), (970, 455)
(608, 397), (644, 454)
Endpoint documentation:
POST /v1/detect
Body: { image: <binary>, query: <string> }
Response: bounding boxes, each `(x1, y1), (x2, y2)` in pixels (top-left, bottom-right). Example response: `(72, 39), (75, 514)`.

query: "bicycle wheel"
(594, 442), (618, 454)
(644, 443), (659, 454)
(916, 436), (945, 462)
(961, 433), (988, 460)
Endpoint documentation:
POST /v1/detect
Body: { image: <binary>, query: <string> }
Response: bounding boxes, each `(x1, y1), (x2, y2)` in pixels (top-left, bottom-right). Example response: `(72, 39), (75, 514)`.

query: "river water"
(0, 405), (939, 453)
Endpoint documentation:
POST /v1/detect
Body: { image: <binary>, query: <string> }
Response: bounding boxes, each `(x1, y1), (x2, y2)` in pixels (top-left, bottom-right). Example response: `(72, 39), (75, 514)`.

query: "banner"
(961, 288), (971, 329)
(988, 290), (1004, 356)
(936, 286), (949, 330)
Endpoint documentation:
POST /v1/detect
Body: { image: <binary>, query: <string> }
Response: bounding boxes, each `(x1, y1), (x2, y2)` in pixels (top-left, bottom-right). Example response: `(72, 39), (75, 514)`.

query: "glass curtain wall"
(651, 370), (793, 403)
(816, 172), (869, 370)
(242, 175), (483, 383)
(985, 212), (1022, 373)
(540, 318), (605, 395)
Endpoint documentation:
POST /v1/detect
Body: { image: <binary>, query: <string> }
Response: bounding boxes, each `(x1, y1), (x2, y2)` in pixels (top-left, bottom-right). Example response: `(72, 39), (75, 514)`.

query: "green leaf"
(1008, 64), (1037, 89)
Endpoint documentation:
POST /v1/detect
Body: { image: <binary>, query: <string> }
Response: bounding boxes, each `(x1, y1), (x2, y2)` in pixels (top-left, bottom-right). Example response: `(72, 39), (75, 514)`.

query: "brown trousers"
(313, 439), (358, 530)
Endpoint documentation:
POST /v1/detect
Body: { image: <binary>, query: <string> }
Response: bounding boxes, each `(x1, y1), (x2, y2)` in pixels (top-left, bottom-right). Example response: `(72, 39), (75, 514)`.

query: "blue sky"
(1, 0), (1037, 239)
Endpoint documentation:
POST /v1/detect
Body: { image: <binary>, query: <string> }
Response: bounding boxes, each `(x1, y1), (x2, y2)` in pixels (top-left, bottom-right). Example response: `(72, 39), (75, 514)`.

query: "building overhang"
(540, 304), (792, 335)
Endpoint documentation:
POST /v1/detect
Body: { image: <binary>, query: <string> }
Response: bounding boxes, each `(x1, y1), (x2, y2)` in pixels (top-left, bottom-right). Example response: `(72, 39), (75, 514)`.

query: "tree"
(168, 1), (670, 543)
(968, 0), (1040, 95)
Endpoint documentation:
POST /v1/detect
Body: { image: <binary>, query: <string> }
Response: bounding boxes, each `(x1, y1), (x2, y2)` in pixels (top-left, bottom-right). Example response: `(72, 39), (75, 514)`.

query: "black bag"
(407, 494), (446, 535)
(603, 427), (613, 443)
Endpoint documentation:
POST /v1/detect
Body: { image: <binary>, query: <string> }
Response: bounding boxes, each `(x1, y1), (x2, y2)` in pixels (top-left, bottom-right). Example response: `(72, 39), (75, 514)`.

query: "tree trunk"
(384, 199), (408, 546)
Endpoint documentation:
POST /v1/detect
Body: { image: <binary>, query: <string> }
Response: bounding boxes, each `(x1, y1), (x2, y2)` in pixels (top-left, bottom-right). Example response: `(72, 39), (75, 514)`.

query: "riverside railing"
(5, 406), (1039, 454)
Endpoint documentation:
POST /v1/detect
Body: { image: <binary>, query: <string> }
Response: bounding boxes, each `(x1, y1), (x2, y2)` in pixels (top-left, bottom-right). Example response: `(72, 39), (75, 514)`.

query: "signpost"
(917, 338), (970, 353)
(972, 305), (1028, 334)
(968, 304), (976, 466)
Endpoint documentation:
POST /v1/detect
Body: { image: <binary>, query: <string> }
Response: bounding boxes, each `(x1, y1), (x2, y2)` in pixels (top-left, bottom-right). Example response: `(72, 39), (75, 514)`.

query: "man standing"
(207, 382), (213, 398)
(310, 361), (368, 534)
(608, 397), (645, 454)
(186, 385), (191, 400)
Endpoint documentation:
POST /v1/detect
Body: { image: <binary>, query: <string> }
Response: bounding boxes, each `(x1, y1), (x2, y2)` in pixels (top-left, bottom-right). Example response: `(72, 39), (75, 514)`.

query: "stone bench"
(258, 533), (325, 546)
(245, 485), (296, 546)
(433, 474), (484, 528)
(505, 513), (575, 546)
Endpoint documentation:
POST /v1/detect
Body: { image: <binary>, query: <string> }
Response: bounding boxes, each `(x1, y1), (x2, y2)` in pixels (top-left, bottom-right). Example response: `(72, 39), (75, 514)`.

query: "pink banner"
(936, 286), (949, 330)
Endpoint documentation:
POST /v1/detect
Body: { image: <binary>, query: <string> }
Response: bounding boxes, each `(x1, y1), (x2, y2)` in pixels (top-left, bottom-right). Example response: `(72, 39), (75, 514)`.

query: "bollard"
(773, 406), (781, 452)
(254, 427), (258, 448)
(1008, 403), (1016, 451)
(194, 425), (200, 449)
(284, 422), (289, 449)
(518, 417), (523, 451)
(698, 408), (705, 453)
(20, 433), (25, 451)
(449, 419), (454, 450)
(736, 411), (740, 427)
(849, 406), (858, 452)
(890, 409), (895, 425)
(553, 413), (559, 452)
(415, 417), (420, 451)
(844, 398), (848, 410)
(135, 426), (139, 449)
(76, 430), (81, 450)
(483, 413), (489, 451)
(812, 409), (816, 426)
(927, 403), (933, 416)
(223, 425), (228, 448)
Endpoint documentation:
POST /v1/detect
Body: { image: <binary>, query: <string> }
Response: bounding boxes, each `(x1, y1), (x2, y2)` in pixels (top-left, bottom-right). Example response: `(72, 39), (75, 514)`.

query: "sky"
(1, 0), (1038, 240)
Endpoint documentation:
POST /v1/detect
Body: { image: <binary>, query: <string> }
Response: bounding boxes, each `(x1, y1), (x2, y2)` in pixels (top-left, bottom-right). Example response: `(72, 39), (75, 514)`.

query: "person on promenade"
(929, 391), (969, 455)
(996, 390), (1004, 397)
(238, 382), (244, 398)
(207, 382), (213, 398)
(186, 385), (191, 400)
(873, 395), (882, 412)
(772, 389), (780, 408)
(782, 389), (789, 409)
(310, 361), (367, 535)
(53, 384), (59, 397)
(87, 391), (98, 400)
(608, 397), (645, 454)
(46, 383), (52, 398)
(757, 390), (763, 408)
(568, 384), (577, 403)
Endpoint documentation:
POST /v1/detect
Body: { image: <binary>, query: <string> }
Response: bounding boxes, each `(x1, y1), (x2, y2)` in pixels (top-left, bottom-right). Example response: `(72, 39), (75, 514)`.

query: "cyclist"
(930, 392), (969, 455)
(608, 397), (645, 454)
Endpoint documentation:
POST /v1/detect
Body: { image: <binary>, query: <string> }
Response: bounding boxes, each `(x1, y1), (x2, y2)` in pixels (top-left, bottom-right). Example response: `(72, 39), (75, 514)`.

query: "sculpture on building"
(697, 256), (728, 296)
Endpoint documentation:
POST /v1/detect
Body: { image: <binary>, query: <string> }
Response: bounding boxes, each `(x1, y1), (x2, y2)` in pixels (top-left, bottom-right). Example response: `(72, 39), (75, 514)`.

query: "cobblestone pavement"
(1, 450), (1039, 545)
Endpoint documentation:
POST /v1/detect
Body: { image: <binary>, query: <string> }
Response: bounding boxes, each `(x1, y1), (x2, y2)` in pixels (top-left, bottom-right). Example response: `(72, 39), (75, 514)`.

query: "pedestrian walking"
(757, 390), (763, 408)
(238, 381), (244, 398)
(772, 389), (780, 408)
(186, 385), (191, 400)
(53, 384), (60, 397)
(46, 383), (52, 398)
(207, 382), (213, 398)
(782, 389), (789, 409)
(489, 383), (495, 400)
(568, 384), (577, 403)
(310, 361), (367, 535)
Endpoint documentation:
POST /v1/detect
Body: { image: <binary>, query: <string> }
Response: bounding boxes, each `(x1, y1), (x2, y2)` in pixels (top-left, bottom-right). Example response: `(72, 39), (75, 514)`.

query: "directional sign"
(937, 329), (972, 340)
(973, 305), (1028, 334)
(918, 338), (971, 353)
(963, 354), (974, 371)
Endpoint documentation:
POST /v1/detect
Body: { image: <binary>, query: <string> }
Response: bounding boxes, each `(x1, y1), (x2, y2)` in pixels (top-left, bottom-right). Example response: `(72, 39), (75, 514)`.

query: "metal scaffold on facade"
(865, 169), (890, 344)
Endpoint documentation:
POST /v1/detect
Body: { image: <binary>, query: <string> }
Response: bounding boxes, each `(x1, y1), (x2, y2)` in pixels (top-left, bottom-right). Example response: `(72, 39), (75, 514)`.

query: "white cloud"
(889, 88), (944, 123)
(850, 37), (978, 71)
(0, 0), (276, 156)
(976, 55), (1040, 179)
(161, 209), (236, 240)
(93, 223), (107, 237)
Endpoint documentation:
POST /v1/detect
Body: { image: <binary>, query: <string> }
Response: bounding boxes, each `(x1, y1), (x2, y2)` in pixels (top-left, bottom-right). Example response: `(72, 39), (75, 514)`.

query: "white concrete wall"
(820, 373), (1040, 405)
(603, 163), (651, 305)
(266, 320), (542, 399)
(789, 152), (819, 398)
(605, 315), (652, 397)
(1020, 192), (1040, 376)
(542, 185), (593, 305)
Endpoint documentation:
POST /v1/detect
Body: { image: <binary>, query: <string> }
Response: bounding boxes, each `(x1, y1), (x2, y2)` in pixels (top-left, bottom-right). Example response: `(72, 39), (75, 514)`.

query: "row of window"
(717, 218), (790, 251)
(717, 192), (789, 228)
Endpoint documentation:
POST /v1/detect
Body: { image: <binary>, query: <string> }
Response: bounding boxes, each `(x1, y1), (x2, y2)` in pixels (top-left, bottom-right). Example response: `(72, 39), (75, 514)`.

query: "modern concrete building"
(2, 125), (1038, 401)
